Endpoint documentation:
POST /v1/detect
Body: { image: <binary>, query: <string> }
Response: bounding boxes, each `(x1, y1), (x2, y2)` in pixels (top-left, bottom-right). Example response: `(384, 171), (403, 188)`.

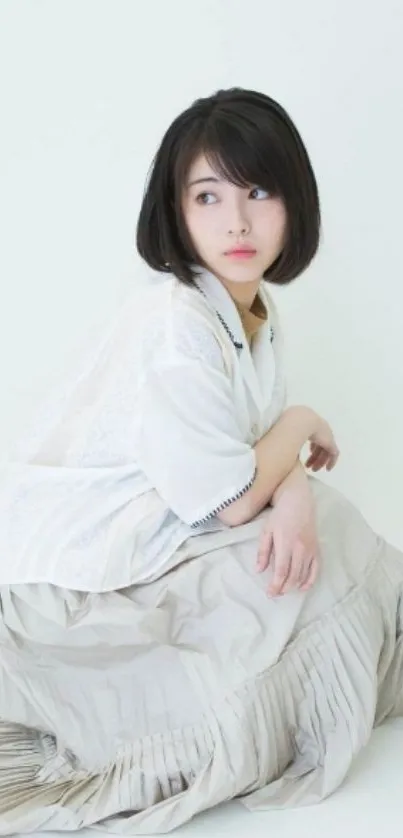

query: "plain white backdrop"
(0, 3), (403, 835)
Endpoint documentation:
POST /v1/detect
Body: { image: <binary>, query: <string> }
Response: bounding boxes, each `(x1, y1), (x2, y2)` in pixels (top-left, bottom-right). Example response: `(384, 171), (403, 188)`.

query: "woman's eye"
(250, 187), (270, 199)
(196, 192), (217, 205)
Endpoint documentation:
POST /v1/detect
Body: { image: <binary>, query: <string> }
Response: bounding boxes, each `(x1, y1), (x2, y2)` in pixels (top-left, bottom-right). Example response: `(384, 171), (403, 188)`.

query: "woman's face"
(181, 153), (287, 287)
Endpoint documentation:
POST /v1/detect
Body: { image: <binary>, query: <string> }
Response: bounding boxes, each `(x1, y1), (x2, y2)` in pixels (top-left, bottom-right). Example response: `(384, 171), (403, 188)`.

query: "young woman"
(0, 87), (402, 834)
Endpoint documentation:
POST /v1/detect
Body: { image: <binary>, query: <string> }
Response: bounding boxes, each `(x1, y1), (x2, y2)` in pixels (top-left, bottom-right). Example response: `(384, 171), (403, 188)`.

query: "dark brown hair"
(136, 87), (321, 285)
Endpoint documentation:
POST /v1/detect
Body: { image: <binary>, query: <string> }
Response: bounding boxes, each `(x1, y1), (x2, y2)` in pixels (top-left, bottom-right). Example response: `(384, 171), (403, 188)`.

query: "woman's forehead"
(185, 152), (251, 190)
(186, 153), (215, 182)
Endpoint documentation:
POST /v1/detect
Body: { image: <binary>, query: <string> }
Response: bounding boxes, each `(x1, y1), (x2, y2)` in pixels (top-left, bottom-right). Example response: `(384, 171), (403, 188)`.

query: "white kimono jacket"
(0, 267), (286, 591)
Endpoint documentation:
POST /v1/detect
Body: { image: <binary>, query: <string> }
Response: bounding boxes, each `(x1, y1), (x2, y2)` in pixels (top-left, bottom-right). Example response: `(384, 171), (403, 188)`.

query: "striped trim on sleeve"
(190, 468), (257, 528)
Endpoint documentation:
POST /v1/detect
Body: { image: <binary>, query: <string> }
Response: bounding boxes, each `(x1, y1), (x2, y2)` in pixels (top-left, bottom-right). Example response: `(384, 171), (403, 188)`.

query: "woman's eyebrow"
(186, 176), (222, 188)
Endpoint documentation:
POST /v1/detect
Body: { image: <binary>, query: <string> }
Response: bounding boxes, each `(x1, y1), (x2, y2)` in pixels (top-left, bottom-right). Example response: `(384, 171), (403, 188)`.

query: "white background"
(0, 3), (403, 836)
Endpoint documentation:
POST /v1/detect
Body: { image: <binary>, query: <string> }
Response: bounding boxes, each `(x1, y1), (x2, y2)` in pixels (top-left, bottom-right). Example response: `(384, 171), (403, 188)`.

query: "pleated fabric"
(0, 478), (403, 834)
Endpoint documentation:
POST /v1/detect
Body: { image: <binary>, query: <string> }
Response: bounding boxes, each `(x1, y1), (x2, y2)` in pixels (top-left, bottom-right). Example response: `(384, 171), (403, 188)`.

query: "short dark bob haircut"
(136, 87), (321, 285)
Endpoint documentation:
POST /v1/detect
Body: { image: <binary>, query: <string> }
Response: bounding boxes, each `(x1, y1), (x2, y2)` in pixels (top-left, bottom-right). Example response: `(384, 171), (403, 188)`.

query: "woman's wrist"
(272, 459), (312, 507)
(283, 405), (319, 439)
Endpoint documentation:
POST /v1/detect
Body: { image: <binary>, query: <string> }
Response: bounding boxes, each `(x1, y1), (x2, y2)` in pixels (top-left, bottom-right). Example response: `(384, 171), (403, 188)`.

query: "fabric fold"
(0, 483), (402, 833)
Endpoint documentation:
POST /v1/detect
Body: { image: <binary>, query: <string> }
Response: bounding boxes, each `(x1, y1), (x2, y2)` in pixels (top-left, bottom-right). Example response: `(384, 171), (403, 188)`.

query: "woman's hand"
(305, 415), (340, 473)
(256, 484), (319, 597)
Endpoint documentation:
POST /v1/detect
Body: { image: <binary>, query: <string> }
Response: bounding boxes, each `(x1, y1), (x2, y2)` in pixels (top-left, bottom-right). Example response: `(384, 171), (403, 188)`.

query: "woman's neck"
(218, 277), (261, 309)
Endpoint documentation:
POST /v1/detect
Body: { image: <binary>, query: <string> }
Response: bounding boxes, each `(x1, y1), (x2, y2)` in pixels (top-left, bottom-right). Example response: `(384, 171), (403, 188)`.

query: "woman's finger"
(312, 449), (328, 471)
(306, 445), (326, 468)
(299, 555), (319, 591)
(256, 526), (274, 572)
(267, 535), (291, 597)
(311, 449), (330, 472)
(305, 444), (321, 468)
(281, 543), (306, 593)
(298, 553), (314, 588)
(326, 449), (340, 470)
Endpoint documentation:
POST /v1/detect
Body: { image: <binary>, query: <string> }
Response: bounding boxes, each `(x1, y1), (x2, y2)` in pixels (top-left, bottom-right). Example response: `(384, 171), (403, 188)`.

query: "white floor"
(28, 717), (403, 838)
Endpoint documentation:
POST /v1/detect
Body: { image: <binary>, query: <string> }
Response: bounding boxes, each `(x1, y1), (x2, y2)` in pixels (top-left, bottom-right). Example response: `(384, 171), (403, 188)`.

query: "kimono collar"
(192, 266), (267, 351)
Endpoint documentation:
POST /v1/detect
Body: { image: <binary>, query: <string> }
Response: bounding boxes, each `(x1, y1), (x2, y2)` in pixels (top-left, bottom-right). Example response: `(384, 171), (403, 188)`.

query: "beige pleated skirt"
(1, 477), (403, 834)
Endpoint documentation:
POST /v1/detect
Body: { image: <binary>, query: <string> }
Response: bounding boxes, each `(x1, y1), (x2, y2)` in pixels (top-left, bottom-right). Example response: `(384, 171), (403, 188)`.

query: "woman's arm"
(256, 458), (319, 596)
(271, 457), (312, 506)
(217, 406), (316, 526)
(217, 406), (337, 527)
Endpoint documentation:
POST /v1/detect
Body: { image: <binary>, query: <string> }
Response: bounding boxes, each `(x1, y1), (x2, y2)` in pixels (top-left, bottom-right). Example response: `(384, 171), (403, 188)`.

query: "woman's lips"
(225, 249), (257, 259)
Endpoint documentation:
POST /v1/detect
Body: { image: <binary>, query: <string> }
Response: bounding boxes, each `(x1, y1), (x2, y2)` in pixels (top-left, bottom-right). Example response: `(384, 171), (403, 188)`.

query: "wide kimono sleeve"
(137, 353), (256, 528)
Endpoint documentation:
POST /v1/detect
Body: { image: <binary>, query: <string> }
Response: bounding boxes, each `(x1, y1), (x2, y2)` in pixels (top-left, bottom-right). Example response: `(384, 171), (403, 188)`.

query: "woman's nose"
(228, 208), (251, 236)
(229, 223), (249, 235)
(228, 218), (250, 236)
